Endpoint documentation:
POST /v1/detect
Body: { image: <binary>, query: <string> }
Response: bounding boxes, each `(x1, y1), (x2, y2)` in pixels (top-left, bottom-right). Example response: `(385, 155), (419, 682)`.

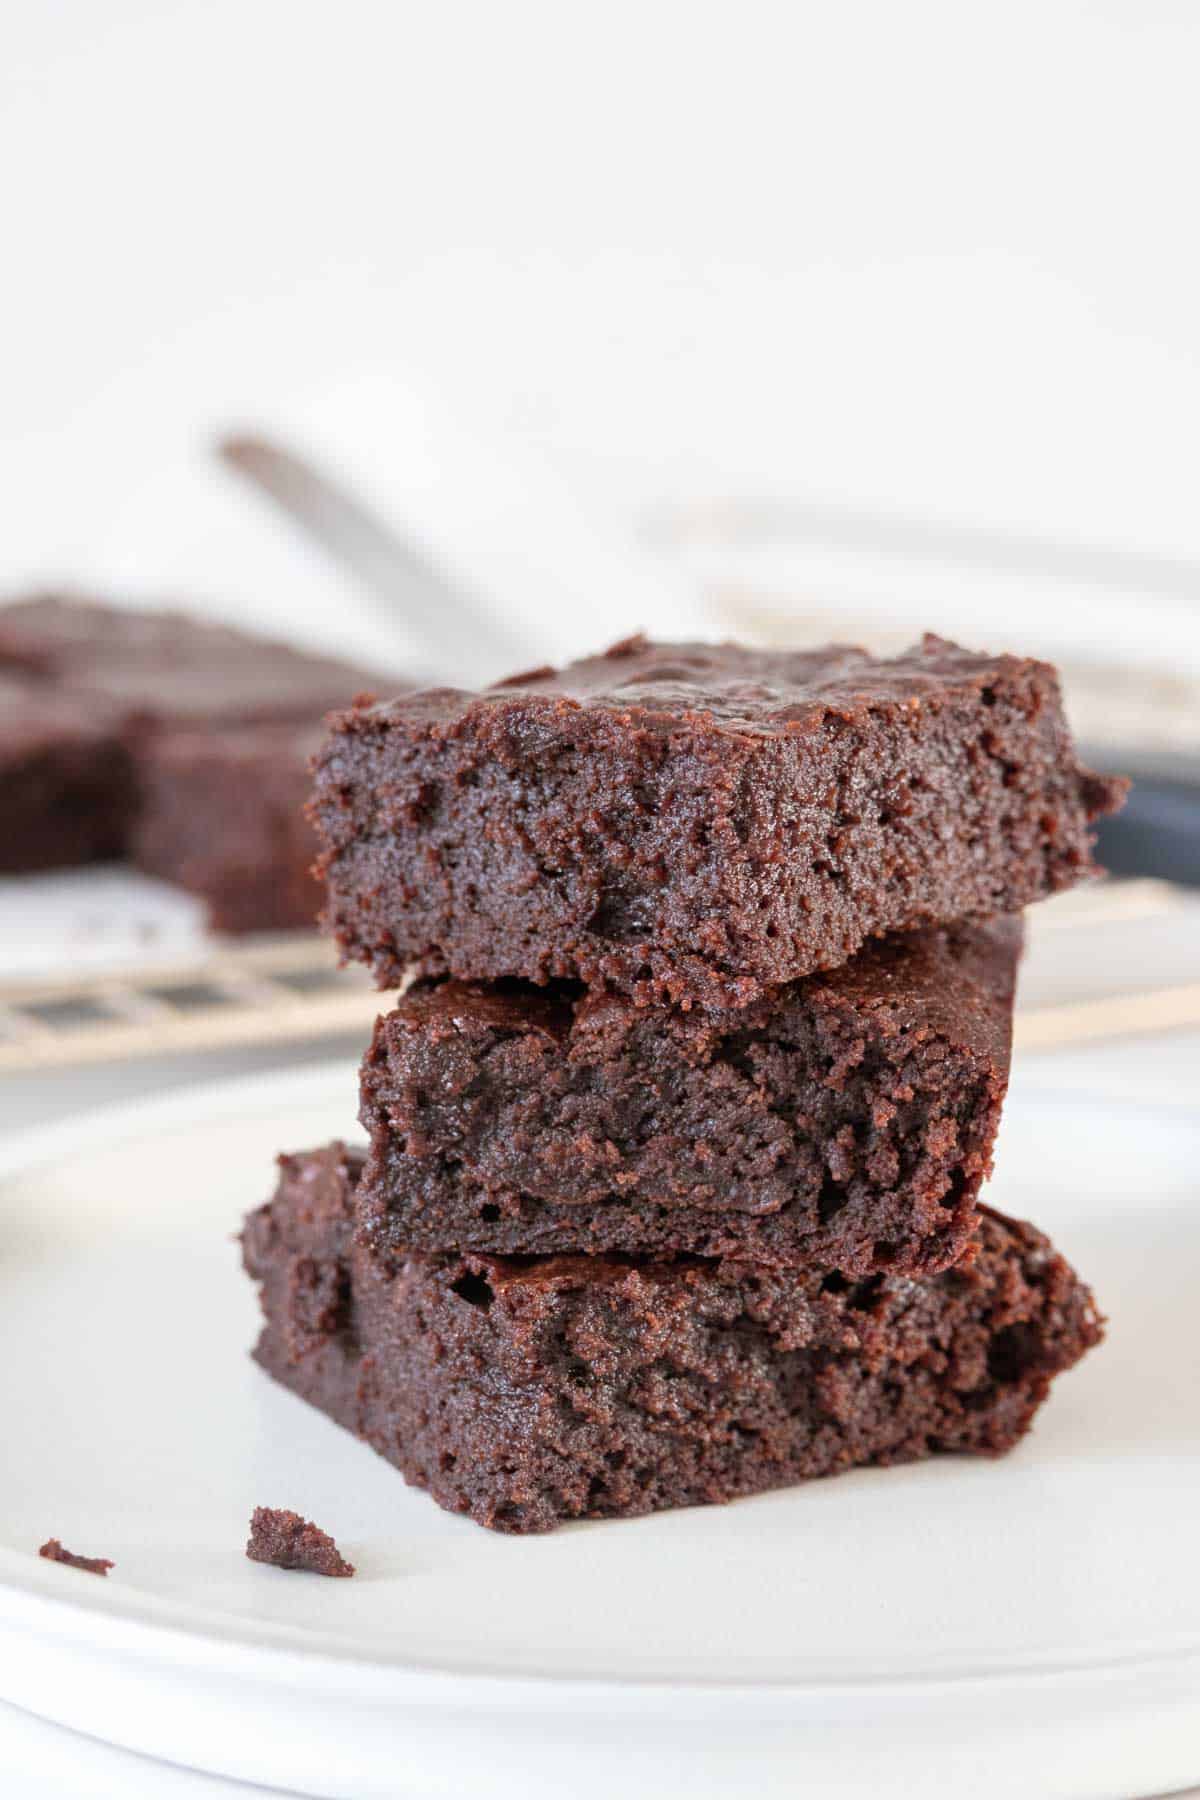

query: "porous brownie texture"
(242, 1144), (1103, 1534)
(358, 920), (1021, 1275)
(246, 1506), (355, 1577)
(311, 634), (1124, 1007)
(133, 724), (323, 933)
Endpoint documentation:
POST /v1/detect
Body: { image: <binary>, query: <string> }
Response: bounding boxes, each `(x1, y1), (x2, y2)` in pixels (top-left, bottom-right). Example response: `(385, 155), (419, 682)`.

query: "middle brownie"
(358, 917), (1020, 1276)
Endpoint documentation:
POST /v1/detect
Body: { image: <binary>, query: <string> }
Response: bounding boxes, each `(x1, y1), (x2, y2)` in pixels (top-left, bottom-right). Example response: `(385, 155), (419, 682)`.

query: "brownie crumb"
(39, 1537), (113, 1576)
(246, 1506), (355, 1577)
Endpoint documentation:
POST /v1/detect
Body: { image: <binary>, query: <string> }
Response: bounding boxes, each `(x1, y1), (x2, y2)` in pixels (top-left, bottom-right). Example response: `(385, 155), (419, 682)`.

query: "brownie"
(0, 674), (136, 873)
(311, 633), (1125, 1006)
(358, 919), (1020, 1274)
(133, 723), (323, 933)
(0, 594), (396, 922)
(242, 1144), (1103, 1534)
(0, 594), (385, 733)
(246, 1506), (355, 1576)
(38, 1538), (113, 1575)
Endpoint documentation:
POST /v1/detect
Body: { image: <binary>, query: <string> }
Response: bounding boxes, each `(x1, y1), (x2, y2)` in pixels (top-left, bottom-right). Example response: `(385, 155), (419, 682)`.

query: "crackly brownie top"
(262, 1144), (679, 1292)
(260, 1143), (1074, 1318)
(346, 632), (1067, 740)
(398, 1203), (1052, 1302)
(143, 719), (324, 767)
(0, 595), (229, 674)
(387, 916), (1022, 1065)
(0, 595), (392, 728)
(0, 671), (120, 753)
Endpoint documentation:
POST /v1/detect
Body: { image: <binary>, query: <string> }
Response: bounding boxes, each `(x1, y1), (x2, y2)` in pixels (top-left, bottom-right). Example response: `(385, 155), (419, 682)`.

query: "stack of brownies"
(243, 634), (1125, 1533)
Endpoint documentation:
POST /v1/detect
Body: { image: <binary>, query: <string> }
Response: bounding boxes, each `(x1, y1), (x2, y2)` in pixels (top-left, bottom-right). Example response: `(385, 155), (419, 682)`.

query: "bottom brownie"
(242, 1144), (1103, 1535)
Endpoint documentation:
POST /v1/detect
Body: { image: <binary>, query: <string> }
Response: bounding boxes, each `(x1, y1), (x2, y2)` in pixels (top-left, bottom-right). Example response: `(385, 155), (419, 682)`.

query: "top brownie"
(0, 595), (386, 733)
(312, 633), (1124, 1006)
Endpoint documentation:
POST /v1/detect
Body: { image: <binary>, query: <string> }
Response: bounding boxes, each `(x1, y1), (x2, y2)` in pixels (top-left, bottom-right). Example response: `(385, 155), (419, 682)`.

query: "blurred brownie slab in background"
(134, 723), (325, 934)
(0, 594), (397, 931)
(0, 674), (135, 874)
(0, 594), (383, 731)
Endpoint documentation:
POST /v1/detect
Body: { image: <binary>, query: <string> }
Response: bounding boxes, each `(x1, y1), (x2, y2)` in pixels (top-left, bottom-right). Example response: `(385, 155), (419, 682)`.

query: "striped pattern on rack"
(0, 881), (1192, 1070)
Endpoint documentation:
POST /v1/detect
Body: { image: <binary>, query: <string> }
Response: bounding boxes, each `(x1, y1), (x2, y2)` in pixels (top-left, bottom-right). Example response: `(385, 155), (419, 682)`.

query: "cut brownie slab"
(0, 594), (396, 915)
(0, 675), (135, 873)
(358, 919), (1021, 1275)
(242, 1143), (1103, 1535)
(133, 723), (323, 933)
(0, 594), (387, 732)
(312, 634), (1124, 1007)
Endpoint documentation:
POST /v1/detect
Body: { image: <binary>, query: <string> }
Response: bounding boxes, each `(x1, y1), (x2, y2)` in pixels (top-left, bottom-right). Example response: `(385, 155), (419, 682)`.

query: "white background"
(3, 1), (1200, 670)
(4, 5), (1200, 1792)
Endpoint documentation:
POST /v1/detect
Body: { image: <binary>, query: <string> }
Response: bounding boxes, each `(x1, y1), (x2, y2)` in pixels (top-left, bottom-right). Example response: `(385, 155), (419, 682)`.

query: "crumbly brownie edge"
(131, 728), (322, 933)
(356, 920), (1020, 1276)
(243, 1144), (1103, 1534)
(38, 1538), (114, 1576)
(312, 637), (1124, 1005)
(246, 1506), (355, 1577)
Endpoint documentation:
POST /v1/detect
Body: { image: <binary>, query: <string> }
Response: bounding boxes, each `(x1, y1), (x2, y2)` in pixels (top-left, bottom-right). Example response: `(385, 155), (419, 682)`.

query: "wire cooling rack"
(0, 934), (382, 1070)
(0, 879), (1195, 1071)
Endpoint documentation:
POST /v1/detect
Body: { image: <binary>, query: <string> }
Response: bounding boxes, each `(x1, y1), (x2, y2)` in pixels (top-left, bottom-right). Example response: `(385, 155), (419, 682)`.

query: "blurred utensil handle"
(219, 432), (527, 684)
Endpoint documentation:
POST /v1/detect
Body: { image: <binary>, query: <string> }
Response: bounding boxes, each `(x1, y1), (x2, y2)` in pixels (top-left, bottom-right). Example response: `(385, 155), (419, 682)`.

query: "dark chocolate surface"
(0, 594), (385, 730)
(358, 919), (1021, 1274)
(243, 1143), (1103, 1534)
(313, 633), (1124, 1006)
(246, 1506), (355, 1577)
(0, 672), (136, 872)
(134, 723), (323, 933)
(0, 595), (393, 918)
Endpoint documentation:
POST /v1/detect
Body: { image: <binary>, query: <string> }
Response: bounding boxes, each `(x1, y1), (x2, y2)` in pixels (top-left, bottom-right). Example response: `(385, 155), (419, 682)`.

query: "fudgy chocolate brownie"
(246, 1506), (355, 1576)
(0, 595), (395, 919)
(0, 594), (385, 732)
(243, 1144), (1103, 1534)
(312, 634), (1124, 1006)
(0, 675), (136, 873)
(358, 920), (1020, 1274)
(134, 724), (323, 933)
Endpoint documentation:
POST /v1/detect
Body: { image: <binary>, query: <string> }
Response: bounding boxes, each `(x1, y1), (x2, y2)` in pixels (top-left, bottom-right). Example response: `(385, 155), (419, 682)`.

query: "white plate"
(0, 865), (209, 982)
(0, 1693), (287, 1798)
(0, 1064), (1197, 1800)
